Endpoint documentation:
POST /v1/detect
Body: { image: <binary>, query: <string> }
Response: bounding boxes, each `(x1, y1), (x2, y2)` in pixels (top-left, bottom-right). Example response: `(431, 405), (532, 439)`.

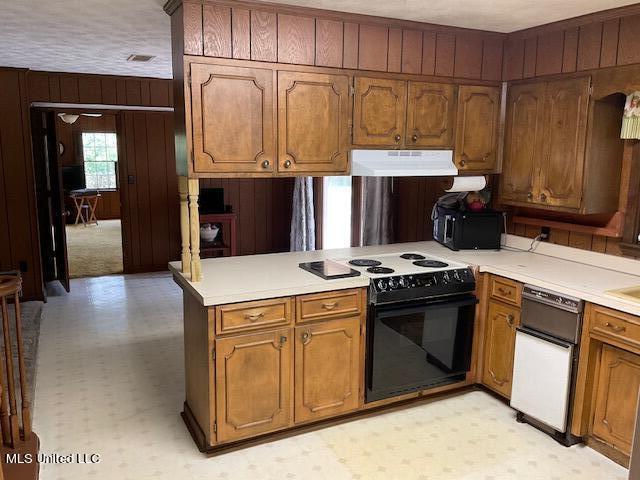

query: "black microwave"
(433, 206), (503, 251)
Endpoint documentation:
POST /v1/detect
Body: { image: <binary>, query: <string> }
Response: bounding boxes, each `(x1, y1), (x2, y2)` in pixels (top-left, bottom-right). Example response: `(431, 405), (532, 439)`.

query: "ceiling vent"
(127, 54), (155, 63)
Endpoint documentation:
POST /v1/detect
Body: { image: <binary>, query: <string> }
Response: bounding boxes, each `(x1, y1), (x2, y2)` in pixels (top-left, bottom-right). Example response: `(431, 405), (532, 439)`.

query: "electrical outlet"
(540, 227), (550, 240)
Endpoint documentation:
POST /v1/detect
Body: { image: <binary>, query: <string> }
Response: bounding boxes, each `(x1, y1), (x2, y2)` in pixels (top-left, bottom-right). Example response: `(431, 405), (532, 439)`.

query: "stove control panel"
(372, 268), (475, 294)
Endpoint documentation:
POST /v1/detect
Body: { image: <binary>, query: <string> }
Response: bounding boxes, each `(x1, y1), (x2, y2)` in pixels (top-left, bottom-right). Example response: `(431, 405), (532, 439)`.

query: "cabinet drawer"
(215, 297), (292, 334)
(489, 276), (522, 306)
(296, 289), (362, 323)
(590, 305), (640, 350)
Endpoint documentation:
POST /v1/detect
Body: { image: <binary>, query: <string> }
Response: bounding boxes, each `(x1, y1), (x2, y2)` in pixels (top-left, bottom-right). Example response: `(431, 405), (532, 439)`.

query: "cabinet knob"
(506, 314), (515, 327)
(411, 134), (418, 142)
(301, 331), (311, 344)
(261, 159), (270, 169)
(540, 193), (547, 202)
(283, 159), (292, 169)
(394, 134), (401, 143)
(527, 192), (533, 200)
(459, 159), (466, 167)
(279, 335), (287, 345)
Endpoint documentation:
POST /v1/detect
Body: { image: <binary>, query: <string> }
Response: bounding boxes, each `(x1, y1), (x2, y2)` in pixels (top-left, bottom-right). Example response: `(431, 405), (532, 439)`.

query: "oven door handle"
(374, 296), (478, 318)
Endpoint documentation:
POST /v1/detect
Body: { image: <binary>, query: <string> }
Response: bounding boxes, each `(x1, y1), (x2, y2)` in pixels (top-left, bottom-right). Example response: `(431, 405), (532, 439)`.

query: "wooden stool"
(0, 276), (30, 446)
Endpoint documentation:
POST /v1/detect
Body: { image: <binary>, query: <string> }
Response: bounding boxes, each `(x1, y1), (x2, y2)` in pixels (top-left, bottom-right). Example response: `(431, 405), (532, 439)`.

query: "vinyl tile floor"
(35, 273), (629, 480)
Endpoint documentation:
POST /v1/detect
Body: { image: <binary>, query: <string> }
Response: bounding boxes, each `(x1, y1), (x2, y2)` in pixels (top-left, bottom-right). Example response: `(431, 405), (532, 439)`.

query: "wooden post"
(13, 291), (30, 439)
(188, 178), (202, 282)
(0, 296), (18, 446)
(178, 176), (191, 276)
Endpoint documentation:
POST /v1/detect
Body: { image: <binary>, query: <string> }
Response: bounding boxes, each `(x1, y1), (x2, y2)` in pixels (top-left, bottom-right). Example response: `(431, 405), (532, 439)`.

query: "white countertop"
(169, 235), (640, 316)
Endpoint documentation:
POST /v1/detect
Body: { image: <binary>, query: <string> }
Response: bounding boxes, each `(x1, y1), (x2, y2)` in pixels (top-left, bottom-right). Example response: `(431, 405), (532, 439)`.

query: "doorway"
(32, 108), (124, 290)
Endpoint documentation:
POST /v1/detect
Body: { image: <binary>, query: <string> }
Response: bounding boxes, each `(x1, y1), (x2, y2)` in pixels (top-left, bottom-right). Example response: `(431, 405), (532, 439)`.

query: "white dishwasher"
(510, 285), (583, 446)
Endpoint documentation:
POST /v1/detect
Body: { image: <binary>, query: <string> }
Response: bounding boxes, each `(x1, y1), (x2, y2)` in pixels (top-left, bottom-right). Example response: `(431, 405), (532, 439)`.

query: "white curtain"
(290, 177), (315, 251)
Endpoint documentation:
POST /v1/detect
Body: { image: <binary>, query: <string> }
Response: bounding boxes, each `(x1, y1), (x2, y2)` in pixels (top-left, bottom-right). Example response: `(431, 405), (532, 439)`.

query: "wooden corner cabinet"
(182, 287), (366, 450)
(454, 85), (501, 173)
(481, 275), (523, 398)
(500, 76), (624, 213)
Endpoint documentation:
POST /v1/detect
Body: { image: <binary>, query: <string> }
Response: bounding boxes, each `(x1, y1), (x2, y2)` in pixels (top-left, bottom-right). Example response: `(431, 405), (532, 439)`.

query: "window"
(82, 132), (118, 189)
(322, 176), (352, 249)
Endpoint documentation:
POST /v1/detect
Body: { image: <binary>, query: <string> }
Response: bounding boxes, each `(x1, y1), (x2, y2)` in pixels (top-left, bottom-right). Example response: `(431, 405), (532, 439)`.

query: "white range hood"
(350, 149), (458, 177)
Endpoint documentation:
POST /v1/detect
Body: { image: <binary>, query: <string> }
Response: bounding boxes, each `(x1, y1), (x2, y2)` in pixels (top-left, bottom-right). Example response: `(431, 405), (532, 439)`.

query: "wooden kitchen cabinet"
(501, 82), (545, 204)
(500, 76), (624, 213)
(537, 77), (590, 209)
(294, 317), (361, 423)
(454, 85), (501, 173)
(406, 82), (456, 148)
(352, 77), (407, 146)
(482, 298), (520, 398)
(277, 71), (350, 174)
(215, 328), (293, 443)
(591, 344), (640, 456)
(189, 63), (276, 174)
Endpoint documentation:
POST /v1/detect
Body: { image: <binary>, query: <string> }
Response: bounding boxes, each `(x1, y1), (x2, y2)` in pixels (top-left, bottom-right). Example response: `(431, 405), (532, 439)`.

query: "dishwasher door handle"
(516, 326), (573, 349)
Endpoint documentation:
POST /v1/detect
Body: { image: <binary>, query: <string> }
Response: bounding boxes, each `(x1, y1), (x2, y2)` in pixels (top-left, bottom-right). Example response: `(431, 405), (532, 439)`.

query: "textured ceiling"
(0, 0), (172, 78)
(267, 0), (637, 32)
(0, 1), (637, 79)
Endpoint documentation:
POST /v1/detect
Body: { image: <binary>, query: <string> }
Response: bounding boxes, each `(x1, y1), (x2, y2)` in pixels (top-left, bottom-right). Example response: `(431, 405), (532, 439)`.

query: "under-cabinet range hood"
(350, 149), (458, 177)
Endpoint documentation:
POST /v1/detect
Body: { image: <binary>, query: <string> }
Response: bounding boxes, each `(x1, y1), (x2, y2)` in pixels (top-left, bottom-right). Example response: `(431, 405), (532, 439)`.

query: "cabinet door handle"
(279, 335), (287, 346)
(605, 322), (626, 333)
(411, 134), (418, 142)
(322, 301), (338, 310)
(459, 159), (466, 167)
(490, 371), (507, 386)
(245, 312), (264, 322)
(283, 159), (292, 169)
(394, 134), (401, 143)
(497, 287), (511, 296)
(527, 192), (533, 200)
(261, 159), (270, 169)
(540, 193), (547, 202)
(301, 331), (311, 344)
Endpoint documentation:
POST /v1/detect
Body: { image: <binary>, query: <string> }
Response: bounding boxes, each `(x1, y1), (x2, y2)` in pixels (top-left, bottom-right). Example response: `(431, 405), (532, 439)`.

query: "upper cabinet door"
(501, 82), (545, 204)
(454, 85), (501, 172)
(353, 77), (407, 147)
(277, 71), (350, 174)
(406, 82), (456, 148)
(190, 63), (276, 174)
(537, 77), (590, 209)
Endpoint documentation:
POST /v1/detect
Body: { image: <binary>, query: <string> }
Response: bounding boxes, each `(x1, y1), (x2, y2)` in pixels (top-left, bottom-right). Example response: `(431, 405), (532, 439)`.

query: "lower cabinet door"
(481, 300), (520, 398)
(592, 344), (640, 456)
(294, 317), (361, 423)
(215, 328), (293, 443)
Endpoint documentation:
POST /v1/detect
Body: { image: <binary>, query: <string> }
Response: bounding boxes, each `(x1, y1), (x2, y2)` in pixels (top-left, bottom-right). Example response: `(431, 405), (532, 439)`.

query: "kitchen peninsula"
(170, 234), (640, 466)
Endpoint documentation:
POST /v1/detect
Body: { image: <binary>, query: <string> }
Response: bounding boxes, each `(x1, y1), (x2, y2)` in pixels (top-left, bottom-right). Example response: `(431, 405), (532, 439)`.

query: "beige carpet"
(65, 219), (123, 278)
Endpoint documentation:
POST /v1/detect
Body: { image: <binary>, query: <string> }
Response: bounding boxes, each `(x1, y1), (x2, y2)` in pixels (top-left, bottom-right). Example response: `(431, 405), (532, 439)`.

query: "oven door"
(366, 294), (477, 403)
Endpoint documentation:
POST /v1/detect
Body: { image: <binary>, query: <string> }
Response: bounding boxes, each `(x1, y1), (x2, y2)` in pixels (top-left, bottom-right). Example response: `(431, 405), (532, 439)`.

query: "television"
(62, 165), (85, 192)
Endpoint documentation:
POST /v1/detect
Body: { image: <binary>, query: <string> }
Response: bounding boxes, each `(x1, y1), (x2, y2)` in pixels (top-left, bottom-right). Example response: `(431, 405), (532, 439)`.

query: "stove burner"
(367, 266), (395, 274)
(349, 259), (382, 267)
(400, 253), (426, 260)
(413, 260), (449, 268)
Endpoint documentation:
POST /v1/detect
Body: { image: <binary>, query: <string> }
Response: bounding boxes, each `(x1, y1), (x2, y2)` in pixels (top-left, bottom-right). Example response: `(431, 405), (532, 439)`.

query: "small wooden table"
(70, 190), (101, 226)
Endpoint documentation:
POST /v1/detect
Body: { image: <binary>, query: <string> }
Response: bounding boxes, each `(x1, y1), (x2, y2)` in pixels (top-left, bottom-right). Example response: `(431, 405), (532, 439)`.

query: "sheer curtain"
(290, 177), (316, 251)
(360, 177), (394, 246)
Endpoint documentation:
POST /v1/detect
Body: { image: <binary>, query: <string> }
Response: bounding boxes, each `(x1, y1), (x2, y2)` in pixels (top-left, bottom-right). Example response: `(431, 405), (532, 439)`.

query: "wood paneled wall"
(0, 69), (42, 299)
(118, 111), (180, 273)
(393, 178), (448, 243)
(503, 9), (640, 80)
(171, 0), (504, 81)
(199, 178), (295, 255)
(27, 71), (173, 107)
